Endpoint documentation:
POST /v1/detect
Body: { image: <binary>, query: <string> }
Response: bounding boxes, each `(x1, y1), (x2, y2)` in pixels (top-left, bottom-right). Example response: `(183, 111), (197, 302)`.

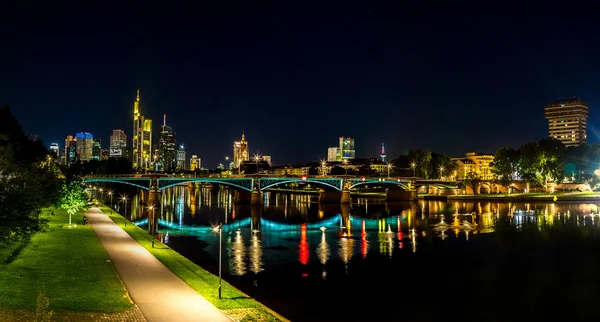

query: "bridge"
(83, 174), (462, 204)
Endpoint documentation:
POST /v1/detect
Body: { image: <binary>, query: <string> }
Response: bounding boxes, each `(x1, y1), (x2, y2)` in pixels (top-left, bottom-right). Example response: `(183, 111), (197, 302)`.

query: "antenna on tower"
(163, 114), (166, 126)
(380, 143), (387, 162)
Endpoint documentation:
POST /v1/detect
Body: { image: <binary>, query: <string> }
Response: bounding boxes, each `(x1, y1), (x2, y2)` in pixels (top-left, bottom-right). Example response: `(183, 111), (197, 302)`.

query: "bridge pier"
(385, 189), (418, 202)
(318, 190), (350, 204)
(233, 190), (264, 206)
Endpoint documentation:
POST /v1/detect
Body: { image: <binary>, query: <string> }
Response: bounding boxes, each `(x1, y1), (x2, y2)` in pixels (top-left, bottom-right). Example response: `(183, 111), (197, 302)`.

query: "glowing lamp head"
(397, 178), (401, 182)
(361, 177), (366, 182)
(301, 176), (307, 181)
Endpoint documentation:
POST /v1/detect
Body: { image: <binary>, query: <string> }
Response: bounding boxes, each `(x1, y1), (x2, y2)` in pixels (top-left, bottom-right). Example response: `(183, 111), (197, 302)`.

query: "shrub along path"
(0, 208), (143, 321)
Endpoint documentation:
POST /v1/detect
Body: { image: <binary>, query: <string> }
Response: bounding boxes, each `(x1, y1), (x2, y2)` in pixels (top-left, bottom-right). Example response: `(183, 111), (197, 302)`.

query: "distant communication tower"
(380, 143), (386, 162)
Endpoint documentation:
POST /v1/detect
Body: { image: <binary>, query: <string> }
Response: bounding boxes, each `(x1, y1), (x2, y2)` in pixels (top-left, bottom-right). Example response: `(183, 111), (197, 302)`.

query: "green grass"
(97, 203), (285, 322)
(0, 208), (132, 313)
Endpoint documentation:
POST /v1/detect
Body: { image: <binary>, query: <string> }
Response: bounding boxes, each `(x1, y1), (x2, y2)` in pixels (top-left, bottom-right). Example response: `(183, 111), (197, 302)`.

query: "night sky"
(2, 3), (599, 167)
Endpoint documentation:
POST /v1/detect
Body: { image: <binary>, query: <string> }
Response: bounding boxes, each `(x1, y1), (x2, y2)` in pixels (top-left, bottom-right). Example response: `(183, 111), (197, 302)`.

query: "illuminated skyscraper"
(233, 132), (249, 171)
(176, 144), (186, 171)
(190, 155), (200, 171)
(75, 132), (94, 162)
(49, 143), (59, 159)
(159, 114), (177, 172)
(132, 90), (152, 170)
(64, 135), (77, 165)
(109, 129), (127, 158)
(92, 139), (101, 161)
(338, 137), (355, 160)
(545, 98), (588, 147)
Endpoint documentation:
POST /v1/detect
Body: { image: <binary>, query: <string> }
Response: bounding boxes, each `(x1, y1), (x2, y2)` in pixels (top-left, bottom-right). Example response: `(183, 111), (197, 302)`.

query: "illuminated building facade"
(49, 143), (59, 159)
(233, 132), (249, 170)
(109, 129), (127, 158)
(176, 144), (186, 171)
(339, 137), (355, 160)
(92, 139), (101, 161)
(75, 132), (94, 162)
(327, 147), (338, 162)
(545, 98), (588, 147)
(132, 90), (152, 170)
(190, 155), (200, 171)
(261, 155), (272, 166)
(159, 114), (177, 172)
(63, 135), (77, 165)
(452, 152), (495, 180)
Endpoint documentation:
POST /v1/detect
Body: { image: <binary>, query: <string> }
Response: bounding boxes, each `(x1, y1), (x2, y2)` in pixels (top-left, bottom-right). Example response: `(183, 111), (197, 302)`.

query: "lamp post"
(213, 223), (223, 299)
(439, 166), (445, 179)
(99, 188), (104, 201)
(149, 205), (155, 248)
(321, 160), (327, 177)
(410, 162), (416, 178)
(386, 162), (392, 178)
(253, 154), (261, 175)
(343, 159), (348, 177)
(108, 191), (113, 214)
(121, 196), (128, 224)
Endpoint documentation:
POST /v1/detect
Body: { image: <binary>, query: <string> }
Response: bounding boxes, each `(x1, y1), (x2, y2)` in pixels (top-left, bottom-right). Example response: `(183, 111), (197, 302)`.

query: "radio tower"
(380, 143), (386, 162)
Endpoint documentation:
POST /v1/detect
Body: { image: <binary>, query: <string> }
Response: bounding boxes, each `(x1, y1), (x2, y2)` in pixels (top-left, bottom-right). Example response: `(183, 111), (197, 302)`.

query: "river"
(112, 186), (600, 322)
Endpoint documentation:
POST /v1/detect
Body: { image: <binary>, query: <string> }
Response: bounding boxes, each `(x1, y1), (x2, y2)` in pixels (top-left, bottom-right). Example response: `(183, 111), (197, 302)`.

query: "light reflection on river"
(115, 186), (600, 321)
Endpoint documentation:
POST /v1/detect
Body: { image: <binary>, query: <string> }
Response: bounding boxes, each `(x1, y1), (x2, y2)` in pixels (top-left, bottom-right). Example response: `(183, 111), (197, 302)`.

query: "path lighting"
(213, 223), (224, 299)
(439, 166), (445, 179)
(108, 191), (113, 214)
(343, 159), (348, 176)
(386, 162), (393, 178)
(149, 205), (156, 248)
(410, 162), (416, 178)
(121, 196), (128, 225)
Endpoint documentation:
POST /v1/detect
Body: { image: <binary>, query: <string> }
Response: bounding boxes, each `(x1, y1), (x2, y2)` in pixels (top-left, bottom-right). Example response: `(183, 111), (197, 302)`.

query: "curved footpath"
(86, 207), (231, 322)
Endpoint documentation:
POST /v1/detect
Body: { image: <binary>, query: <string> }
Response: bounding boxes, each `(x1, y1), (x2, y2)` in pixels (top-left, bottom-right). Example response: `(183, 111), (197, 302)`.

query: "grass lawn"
(0, 208), (132, 319)
(98, 203), (285, 322)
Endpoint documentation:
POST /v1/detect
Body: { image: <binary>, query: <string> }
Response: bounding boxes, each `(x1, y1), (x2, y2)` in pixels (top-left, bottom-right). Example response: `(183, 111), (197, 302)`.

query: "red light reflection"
(299, 224), (309, 265)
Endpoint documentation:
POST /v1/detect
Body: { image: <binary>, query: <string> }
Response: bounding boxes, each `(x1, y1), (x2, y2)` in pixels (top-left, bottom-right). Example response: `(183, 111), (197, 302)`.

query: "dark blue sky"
(2, 3), (600, 167)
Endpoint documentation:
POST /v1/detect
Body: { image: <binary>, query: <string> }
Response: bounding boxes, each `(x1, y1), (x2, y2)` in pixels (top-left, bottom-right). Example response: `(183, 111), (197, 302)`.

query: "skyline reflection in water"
(120, 186), (600, 280)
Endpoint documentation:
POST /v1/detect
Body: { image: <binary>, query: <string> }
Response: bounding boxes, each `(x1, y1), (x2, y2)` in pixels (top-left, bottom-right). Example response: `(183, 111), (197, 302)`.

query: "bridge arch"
(348, 180), (410, 191)
(83, 178), (151, 190)
(158, 178), (253, 192)
(259, 178), (343, 191)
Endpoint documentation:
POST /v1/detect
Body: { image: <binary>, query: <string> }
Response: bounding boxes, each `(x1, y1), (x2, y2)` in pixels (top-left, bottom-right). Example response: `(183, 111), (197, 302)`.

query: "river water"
(113, 186), (600, 322)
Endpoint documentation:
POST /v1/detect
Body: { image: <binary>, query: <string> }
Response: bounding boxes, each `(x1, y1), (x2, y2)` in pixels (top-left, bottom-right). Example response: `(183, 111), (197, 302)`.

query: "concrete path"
(86, 207), (231, 322)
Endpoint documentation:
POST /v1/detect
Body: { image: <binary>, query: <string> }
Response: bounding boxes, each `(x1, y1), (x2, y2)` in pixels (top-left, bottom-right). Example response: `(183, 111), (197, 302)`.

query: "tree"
(0, 105), (62, 243)
(408, 149), (432, 179)
(491, 147), (519, 187)
(463, 171), (481, 194)
(537, 139), (565, 186)
(431, 153), (457, 179)
(58, 179), (89, 226)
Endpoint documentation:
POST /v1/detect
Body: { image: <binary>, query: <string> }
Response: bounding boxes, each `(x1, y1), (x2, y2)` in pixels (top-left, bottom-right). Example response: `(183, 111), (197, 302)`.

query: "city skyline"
(4, 3), (600, 166)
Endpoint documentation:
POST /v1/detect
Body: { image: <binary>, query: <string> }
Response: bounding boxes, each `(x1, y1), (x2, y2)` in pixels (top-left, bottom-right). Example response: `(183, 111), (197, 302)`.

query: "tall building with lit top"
(75, 132), (94, 162)
(176, 144), (186, 171)
(49, 143), (59, 159)
(327, 147), (338, 162)
(380, 143), (386, 162)
(132, 90), (152, 170)
(109, 129), (127, 158)
(159, 114), (177, 172)
(233, 132), (249, 170)
(339, 137), (355, 160)
(545, 98), (588, 147)
(64, 135), (77, 165)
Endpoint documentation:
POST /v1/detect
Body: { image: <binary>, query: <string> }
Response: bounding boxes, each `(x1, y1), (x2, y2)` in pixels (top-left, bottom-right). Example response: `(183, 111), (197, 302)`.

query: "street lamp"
(321, 160), (327, 177)
(386, 162), (393, 178)
(439, 166), (445, 179)
(121, 196), (128, 223)
(343, 159), (348, 176)
(253, 154), (261, 175)
(410, 162), (416, 178)
(149, 205), (156, 248)
(108, 191), (113, 213)
(213, 223), (224, 299)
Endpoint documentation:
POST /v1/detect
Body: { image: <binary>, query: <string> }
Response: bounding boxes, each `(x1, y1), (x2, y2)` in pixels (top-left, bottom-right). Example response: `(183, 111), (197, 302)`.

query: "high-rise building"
(64, 135), (77, 165)
(132, 90), (153, 170)
(109, 129), (127, 158)
(380, 143), (386, 162)
(339, 137), (355, 160)
(233, 132), (249, 170)
(176, 144), (186, 171)
(159, 114), (177, 172)
(327, 147), (338, 162)
(190, 155), (200, 171)
(75, 132), (94, 162)
(92, 139), (101, 161)
(49, 143), (59, 159)
(545, 98), (588, 147)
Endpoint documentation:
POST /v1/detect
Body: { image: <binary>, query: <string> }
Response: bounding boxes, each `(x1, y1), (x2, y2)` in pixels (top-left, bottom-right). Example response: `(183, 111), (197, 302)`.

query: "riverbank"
(424, 192), (600, 202)
(0, 208), (139, 321)
(97, 203), (286, 322)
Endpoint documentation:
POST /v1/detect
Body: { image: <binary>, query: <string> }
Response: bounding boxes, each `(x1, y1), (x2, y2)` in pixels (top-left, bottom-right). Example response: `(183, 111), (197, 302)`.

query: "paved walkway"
(86, 207), (231, 322)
